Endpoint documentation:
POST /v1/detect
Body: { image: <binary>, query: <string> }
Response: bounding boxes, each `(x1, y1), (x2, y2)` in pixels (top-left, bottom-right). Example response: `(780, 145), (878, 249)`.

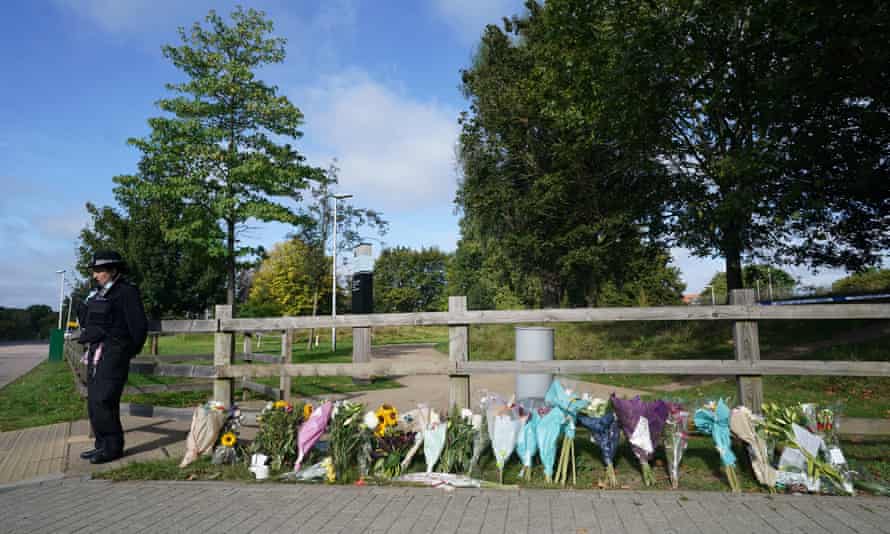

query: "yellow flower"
(274, 400), (288, 410)
(303, 404), (313, 419)
(220, 432), (237, 447)
(322, 457), (335, 483)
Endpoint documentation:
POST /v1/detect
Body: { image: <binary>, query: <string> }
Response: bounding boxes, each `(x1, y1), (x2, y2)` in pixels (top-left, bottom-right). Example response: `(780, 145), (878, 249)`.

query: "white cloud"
(432, 0), (527, 44)
(0, 179), (83, 309)
(296, 70), (461, 212)
(51, 0), (213, 34)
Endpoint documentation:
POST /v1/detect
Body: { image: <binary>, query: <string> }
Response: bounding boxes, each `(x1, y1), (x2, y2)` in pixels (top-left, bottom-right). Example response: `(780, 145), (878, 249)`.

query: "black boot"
(80, 448), (101, 460)
(90, 450), (124, 464)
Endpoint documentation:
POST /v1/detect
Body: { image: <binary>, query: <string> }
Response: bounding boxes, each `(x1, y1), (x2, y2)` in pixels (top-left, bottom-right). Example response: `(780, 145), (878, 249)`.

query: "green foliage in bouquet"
(439, 408), (476, 474)
(329, 402), (366, 482)
(761, 402), (849, 493)
(249, 400), (305, 471)
(372, 431), (415, 478)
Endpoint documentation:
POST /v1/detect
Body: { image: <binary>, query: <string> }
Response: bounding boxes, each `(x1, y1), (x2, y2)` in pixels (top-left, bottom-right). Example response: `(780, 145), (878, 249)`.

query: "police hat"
(89, 250), (128, 272)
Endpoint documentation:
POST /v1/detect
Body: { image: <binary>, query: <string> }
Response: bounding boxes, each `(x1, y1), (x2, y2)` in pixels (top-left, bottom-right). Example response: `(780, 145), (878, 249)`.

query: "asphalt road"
(0, 341), (47, 390)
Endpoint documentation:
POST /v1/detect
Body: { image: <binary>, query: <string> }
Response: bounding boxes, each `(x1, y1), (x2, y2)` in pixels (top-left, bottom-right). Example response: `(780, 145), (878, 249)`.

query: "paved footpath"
(2, 478), (890, 534)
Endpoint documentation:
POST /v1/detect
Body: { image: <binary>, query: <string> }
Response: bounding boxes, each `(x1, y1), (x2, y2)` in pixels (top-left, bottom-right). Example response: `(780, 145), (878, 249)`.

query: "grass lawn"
(462, 320), (890, 419)
(0, 362), (86, 431)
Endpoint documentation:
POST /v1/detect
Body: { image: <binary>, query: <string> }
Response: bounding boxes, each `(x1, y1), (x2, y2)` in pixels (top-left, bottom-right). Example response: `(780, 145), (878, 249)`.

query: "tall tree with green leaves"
(245, 238), (326, 317)
(537, 0), (890, 291)
(128, 7), (323, 311)
(456, 4), (672, 308)
(374, 247), (449, 313)
(77, 179), (225, 319)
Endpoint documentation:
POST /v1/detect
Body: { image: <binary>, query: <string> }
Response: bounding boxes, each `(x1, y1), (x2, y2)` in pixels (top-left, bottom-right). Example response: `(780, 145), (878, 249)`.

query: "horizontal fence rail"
(151, 303), (890, 334)
(149, 359), (888, 380)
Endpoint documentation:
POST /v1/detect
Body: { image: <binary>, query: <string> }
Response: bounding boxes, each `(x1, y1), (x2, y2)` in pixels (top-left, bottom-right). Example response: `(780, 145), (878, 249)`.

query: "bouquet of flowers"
(694, 399), (741, 492)
(612, 394), (670, 486)
(372, 430), (415, 478)
(440, 407), (477, 474)
(464, 408), (487, 477)
(329, 401), (366, 482)
(662, 403), (689, 489)
(546, 380), (590, 487)
(762, 402), (851, 494)
(490, 410), (523, 484)
(181, 400), (229, 468)
(423, 410), (447, 473)
(294, 401), (333, 472)
(729, 406), (776, 491)
(536, 406), (562, 483)
(515, 411), (538, 481)
(213, 404), (244, 465)
(249, 400), (305, 471)
(577, 397), (620, 488)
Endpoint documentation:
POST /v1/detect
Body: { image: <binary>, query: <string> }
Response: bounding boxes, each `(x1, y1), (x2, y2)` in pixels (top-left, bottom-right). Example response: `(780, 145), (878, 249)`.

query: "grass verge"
(0, 361), (87, 432)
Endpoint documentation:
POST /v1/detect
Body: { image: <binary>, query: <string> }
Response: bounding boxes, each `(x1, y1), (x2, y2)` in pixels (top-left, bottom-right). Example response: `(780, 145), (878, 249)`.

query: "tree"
(456, 4), (676, 308)
(832, 269), (890, 295)
(596, 251), (686, 307)
(245, 238), (330, 317)
(127, 7), (324, 311)
(77, 175), (226, 319)
(374, 247), (449, 313)
(536, 0), (890, 291)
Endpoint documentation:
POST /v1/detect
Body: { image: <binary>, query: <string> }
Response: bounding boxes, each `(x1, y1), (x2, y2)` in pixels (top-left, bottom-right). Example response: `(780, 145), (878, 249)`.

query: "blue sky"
(0, 0), (846, 310)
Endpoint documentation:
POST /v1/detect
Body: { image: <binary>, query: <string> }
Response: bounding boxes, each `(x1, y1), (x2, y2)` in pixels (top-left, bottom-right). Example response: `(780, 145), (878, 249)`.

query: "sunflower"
(303, 403), (313, 420)
(220, 432), (237, 447)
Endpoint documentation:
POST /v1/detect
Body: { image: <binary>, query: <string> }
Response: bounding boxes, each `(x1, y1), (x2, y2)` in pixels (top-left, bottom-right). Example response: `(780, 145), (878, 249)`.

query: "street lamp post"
(55, 270), (66, 329)
(331, 193), (353, 352)
(767, 266), (774, 301)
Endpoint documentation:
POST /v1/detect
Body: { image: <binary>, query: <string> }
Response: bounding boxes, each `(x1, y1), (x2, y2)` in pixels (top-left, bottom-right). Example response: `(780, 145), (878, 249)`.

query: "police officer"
(77, 250), (148, 464)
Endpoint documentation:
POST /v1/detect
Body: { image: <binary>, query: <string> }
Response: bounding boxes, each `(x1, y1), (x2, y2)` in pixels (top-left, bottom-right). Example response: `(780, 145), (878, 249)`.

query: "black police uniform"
(78, 275), (147, 462)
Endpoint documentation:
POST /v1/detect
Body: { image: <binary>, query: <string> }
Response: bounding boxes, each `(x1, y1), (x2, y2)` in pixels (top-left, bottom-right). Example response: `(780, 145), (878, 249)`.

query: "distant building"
(682, 293), (700, 305)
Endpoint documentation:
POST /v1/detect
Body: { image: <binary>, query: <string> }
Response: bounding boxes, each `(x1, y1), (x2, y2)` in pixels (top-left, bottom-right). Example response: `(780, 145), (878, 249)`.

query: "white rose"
(362, 411), (379, 429)
(471, 414), (483, 431)
(460, 408), (473, 421)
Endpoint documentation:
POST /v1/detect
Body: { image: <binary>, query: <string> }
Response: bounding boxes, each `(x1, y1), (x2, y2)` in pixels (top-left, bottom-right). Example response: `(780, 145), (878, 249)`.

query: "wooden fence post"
(732, 289), (763, 413)
(243, 333), (253, 361)
(280, 329), (292, 401)
(150, 333), (159, 356)
(449, 296), (470, 411)
(352, 326), (372, 385)
(213, 305), (234, 407)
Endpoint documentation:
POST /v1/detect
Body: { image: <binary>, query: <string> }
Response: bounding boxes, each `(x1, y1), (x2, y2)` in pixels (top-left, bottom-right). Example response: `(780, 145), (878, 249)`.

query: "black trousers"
(87, 341), (131, 455)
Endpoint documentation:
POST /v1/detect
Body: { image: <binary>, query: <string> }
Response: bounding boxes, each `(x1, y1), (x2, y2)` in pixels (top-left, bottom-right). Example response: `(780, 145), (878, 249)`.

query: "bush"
(832, 269), (890, 295)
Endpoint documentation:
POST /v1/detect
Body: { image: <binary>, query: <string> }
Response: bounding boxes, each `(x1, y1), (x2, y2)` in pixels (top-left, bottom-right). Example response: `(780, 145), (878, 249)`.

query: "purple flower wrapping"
(610, 394), (670, 462)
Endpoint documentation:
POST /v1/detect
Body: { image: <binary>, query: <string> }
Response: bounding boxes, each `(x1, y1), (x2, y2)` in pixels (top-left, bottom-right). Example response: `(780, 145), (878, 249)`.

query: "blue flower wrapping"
(693, 398), (736, 467)
(577, 412), (619, 467)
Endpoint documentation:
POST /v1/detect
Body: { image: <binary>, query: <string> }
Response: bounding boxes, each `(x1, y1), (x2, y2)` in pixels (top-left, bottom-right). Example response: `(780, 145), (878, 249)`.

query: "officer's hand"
(80, 326), (106, 344)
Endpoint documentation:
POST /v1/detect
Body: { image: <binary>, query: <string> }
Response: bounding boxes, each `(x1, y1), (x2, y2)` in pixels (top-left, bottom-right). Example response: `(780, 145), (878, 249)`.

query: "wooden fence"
(67, 289), (890, 419)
